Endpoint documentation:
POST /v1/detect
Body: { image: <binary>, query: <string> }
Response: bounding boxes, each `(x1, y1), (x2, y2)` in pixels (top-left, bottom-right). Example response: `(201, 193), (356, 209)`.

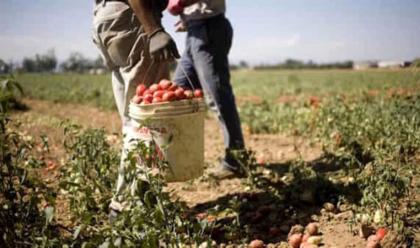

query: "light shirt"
(181, 0), (226, 22)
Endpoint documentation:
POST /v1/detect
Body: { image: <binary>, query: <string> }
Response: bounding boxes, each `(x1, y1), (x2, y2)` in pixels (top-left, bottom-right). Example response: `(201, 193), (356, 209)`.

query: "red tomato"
(142, 89), (152, 96)
(249, 239), (264, 248)
(376, 228), (387, 240)
(132, 95), (142, 104)
(175, 88), (185, 99)
(168, 84), (178, 91)
(149, 84), (161, 93)
(184, 90), (194, 99)
(288, 233), (302, 248)
(158, 79), (172, 90)
(136, 84), (146, 96)
(305, 223), (319, 236)
(153, 90), (165, 98)
(142, 99), (151, 105)
(194, 89), (203, 98)
(195, 212), (208, 220)
(143, 94), (153, 103)
(152, 97), (162, 103)
(162, 91), (176, 102)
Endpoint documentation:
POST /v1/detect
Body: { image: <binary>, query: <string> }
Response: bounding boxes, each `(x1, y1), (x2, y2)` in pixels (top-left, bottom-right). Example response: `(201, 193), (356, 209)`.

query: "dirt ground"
(12, 98), (371, 248)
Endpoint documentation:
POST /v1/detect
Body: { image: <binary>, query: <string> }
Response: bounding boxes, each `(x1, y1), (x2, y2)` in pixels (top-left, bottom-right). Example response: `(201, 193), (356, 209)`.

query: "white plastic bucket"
(128, 99), (206, 182)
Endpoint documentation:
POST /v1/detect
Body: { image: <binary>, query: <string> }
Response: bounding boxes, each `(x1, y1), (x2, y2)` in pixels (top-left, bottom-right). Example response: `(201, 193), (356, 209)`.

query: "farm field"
(2, 69), (420, 247)
(15, 69), (420, 109)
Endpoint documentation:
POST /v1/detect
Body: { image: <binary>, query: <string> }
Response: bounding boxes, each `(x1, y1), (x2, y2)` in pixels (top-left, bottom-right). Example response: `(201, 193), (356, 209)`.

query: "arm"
(127, 0), (180, 61)
(167, 0), (200, 16)
(127, 0), (161, 35)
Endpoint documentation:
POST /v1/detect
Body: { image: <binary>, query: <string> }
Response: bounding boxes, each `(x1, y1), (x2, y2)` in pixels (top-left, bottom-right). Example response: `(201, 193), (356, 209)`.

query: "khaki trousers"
(92, 2), (169, 211)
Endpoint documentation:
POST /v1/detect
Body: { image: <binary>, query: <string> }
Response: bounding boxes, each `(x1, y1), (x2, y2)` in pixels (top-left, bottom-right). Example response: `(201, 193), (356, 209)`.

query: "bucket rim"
(130, 110), (206, 121)
(130, 98), (205, 108)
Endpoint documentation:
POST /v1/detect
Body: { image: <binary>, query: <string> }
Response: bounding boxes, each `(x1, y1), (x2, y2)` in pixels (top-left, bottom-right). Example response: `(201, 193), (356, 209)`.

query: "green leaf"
(99, 240), (110, 248)
(73, 224), (84, 240)
(44, 206), (54, 225)
(113, 237), (122, 247)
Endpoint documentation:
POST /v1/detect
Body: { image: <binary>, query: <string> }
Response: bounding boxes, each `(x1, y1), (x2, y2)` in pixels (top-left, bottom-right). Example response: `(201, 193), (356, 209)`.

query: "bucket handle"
(140, 60), (156, 86)
(177, 60), (197, 91)
(176, 60), (203, 113)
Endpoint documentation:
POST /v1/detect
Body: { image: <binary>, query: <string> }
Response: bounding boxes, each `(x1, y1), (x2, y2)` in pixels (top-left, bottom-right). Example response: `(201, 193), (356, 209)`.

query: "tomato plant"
(57, 124), (213, 247)
(0, 113), (58, 247)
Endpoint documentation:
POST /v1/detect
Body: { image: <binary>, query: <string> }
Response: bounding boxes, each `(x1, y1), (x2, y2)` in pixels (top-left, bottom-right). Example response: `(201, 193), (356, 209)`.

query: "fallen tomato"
(305, 223), (319, 236)
(288, 233), (303, 248)
(249, 239), (264, 248)
(366, 235), (380, 248)
(375, 227), (387, 240)
(302, 234), (310, 243)
(206, 215), (217, 223)
(195, 212), (208, 220)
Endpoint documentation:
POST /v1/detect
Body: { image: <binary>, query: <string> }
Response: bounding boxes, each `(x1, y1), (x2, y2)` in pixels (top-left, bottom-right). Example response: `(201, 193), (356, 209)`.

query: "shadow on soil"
(187, 153), (363, 244)
(9, 99), (30, 112)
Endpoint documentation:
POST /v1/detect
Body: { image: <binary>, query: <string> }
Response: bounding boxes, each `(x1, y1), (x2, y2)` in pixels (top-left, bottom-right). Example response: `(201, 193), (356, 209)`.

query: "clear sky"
(1, 0), (419, 65)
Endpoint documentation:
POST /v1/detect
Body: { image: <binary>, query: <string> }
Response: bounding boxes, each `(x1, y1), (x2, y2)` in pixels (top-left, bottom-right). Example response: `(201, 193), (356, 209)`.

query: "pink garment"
(167, 0), (185, 16)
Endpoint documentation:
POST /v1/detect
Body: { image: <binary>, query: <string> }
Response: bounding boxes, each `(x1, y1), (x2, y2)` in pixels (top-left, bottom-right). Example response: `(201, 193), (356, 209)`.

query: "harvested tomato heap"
(132, 79), (203, 105)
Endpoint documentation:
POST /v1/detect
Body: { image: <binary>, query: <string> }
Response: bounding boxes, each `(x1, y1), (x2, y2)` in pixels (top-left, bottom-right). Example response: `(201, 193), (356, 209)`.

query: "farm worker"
(168, 0), (246, 179)
(92, 0), (180, 219)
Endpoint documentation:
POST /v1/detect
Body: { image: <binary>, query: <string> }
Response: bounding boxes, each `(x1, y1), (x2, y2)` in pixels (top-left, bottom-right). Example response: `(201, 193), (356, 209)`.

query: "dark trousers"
(173, 15), (245, 169)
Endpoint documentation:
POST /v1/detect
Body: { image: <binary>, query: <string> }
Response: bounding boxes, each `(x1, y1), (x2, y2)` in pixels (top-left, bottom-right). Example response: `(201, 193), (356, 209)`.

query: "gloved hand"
(174, 20), (187, 32)
(167, 0), (185, 16)
(148, 28), (180, 61)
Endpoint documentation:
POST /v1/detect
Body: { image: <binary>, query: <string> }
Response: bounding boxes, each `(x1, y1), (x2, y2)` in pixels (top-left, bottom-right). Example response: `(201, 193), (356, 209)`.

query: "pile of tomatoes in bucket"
(132, 79), (203, 105)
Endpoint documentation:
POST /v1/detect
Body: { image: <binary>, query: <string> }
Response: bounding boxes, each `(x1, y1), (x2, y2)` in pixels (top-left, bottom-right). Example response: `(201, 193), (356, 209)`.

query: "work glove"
(148, 28), (180, 61)
(174, 20), (187, 32)
(167, 0), (186, 16)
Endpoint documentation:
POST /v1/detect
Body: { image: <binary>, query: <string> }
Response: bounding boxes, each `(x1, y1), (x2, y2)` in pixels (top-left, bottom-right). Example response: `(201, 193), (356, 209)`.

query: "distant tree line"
(21, 49), (57, 73)
(253, 59), (354, 70)
(0, 59), (12, 74)
(1, 50), (107, 74)
(59, 52), (106, 73)
(3, 51), (419, 74)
